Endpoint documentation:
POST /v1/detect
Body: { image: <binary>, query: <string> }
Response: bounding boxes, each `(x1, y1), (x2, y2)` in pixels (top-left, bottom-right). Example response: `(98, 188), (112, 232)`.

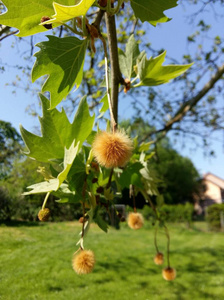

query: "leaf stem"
(106, 168), (114, 189)
(164, 225), (171, 268)
(42, 192), (50, 210)
(154, 227), (160, 253)
(59, 22), (81, 35)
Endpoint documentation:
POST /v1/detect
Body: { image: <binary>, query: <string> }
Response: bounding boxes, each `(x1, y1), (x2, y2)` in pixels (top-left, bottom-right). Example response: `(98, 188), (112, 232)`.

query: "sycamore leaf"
(57, 141), (80, 189)
(23, 179), (59, 194)
(134, 51), (193, 87)
(23, 143), (81, 194)
(138, 141), (153, 152)
(118, 35), (140, 79)
(41, 0), (95, 25)
(97, 94), (109, 119)
(20, 94), (94, 162)
(32, 36), (87, 109)
(0, 0), (75, 37)
(130, 0), (178, 26)
(93, 206), (108, 233)
(119, 162), (144, 189)
(23, 181), (79, 202)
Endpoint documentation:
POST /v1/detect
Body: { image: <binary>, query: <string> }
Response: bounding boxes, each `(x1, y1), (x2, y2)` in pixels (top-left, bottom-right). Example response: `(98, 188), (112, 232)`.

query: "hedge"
(206, 203), (224, 231)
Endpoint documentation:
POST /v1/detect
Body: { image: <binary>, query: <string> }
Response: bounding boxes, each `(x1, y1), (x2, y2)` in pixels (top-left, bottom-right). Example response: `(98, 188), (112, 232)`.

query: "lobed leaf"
(118, 35), (140, 79)
(0, 0), (75, 37)
(41, 0), (95, 25)
(20, 94), (95, 162)
(130, 0), (178, 26)
(32, 36), (87, 109)
(134, 51), (193, 87)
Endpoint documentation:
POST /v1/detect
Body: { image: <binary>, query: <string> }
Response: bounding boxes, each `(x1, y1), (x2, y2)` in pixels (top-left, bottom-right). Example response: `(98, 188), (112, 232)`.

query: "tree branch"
(142, 63), (224, 142)
(105, 13), (124, 125)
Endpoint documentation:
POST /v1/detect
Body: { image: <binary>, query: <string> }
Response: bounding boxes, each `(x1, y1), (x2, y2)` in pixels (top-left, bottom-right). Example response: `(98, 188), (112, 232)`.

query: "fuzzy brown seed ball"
(154, 252), (164, 265)
(127, 212), (144, 230)
(72, 250), (95, 275)
(162, 267), (176, 281)
(38, 208), (50, 222)
(92, 131), (133, 168)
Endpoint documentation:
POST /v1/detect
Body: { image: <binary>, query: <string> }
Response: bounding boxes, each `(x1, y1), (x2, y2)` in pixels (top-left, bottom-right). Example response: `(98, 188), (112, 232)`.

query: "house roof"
(203, 173), (224, 189)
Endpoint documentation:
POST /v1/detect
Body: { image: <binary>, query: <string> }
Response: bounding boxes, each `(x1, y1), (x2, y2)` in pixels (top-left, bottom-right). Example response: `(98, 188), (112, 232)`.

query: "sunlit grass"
(0, 221), (223, 300)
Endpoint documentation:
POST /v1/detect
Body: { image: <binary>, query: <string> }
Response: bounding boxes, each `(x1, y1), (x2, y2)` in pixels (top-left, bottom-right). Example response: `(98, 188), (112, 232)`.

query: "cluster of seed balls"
(37, 131), (176, 280)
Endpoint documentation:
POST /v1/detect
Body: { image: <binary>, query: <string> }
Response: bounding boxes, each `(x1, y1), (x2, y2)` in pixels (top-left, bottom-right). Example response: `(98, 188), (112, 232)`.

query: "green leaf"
(32, 36), (87, 109)
(72, 96), (95, 147)
(20, 94), (94, 162)
(0, 0), (75, 37)
(41, 0), (95, 25)
(53, 184), (80, 203)
(156, 194), (164, 208)
(119, 162), (144, 189)
(138, 141), (153, 152)
(57, 141), (80, 189)
(23, 142), (80, 193)
(134, 51), (193, 87)
(23, 179), (59, 194)
(23, 181), (79, 202)
(130, 0), (178, 26)
(118, 35), (140, 79)
(93, 206), (108, 233)
(98, 94), (109, 118)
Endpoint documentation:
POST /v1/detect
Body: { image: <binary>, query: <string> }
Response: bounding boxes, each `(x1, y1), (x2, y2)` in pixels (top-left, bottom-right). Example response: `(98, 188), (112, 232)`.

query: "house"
(202, 173), (224, 207)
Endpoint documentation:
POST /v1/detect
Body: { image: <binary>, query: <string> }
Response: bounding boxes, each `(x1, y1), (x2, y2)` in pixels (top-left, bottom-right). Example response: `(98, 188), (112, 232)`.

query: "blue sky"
(0, 1), (224, 178)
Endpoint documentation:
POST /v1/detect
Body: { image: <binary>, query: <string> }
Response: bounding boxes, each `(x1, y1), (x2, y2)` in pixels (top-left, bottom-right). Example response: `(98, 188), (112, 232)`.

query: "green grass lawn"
(0, 221), (223, 300)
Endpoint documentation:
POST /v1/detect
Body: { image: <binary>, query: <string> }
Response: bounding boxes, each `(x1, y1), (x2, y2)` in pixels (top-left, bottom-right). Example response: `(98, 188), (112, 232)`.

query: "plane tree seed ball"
(154, 252), (164, 265)
(127, 212), (144, 229)
(92, 131), (133, 168)
(38, 208), (50, 222)
(72, 250), (95, 275)
(162, 267), (176, 281)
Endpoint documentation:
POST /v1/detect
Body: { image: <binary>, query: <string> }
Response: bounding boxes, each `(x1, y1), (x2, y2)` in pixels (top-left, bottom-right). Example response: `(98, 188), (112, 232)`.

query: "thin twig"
(0, 30), (19, 41)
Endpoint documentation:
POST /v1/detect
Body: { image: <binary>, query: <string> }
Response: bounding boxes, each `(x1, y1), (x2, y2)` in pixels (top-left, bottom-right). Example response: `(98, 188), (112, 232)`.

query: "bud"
(40, 16), (52, 30)
(38, 208), (50, 222)
(72, 250), (95, 275)
(79, 217), (86, 224)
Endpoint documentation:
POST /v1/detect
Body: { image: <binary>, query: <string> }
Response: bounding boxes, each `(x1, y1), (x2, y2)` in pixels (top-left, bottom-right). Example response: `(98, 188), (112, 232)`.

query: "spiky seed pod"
(38, 208), (50, 222)
(92, 131), (133, 168)
(72, 250), (95, 275)
(162, 267), (176, 281)
(154, 252), (164, 265)
(127, 212), (144, 230)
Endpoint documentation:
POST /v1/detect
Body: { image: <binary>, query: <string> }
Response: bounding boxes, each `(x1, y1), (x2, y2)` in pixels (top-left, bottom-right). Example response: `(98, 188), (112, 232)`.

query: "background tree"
(0, 120), (22, 179)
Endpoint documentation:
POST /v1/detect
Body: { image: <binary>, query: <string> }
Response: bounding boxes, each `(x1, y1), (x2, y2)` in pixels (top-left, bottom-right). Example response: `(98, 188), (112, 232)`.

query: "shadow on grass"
(0, 220), (44, 227)
(174, 281), (220, 300)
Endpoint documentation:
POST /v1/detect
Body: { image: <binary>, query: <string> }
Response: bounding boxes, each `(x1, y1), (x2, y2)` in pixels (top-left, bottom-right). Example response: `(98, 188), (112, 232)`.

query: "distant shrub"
(206, 204), (224, 231)
(141, 203), (194, 226)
